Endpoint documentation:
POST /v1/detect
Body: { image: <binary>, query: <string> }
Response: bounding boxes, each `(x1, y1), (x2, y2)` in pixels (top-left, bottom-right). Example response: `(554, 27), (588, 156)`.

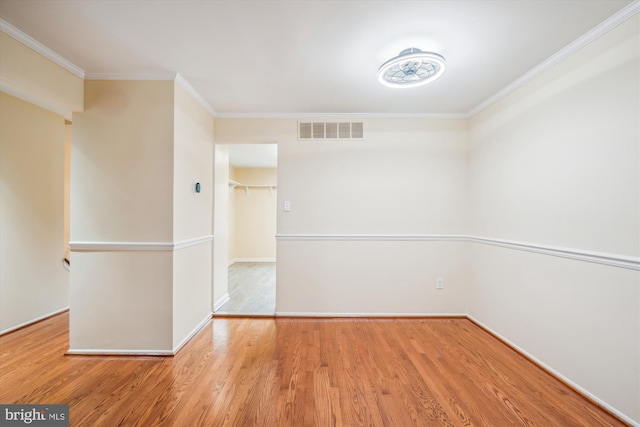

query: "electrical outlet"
(436, 277), (444, 289)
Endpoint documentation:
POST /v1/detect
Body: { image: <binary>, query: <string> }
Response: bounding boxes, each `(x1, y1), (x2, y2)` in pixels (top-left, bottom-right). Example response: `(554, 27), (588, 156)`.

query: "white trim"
(165, 2), (640, 121)
(2, 1), (636, 122)
(229, 258), (276, 265)
(0, 80), (72, 120)
(467, 0), (640, 117)
(69, 235), (213, 252)
(215, 112), (467, 120)
(275, 234), (640, 271)
(0, 307), (69, 336)
(175, 73), (217, 117)
(0, 19), (85, 78)
(469, 236), (640, 271)
(276, 312), (467, 318)
(212, 312), (275, 317)
(69, 241), (173, 251)
(276, 234), (465, 242)
(213, 293), (231, 312)
(173, 235), (214, 250)
(66, 348), (174, 356)
(172, 313), (212, 354)
(84, 72), (177, 81)
(83, 72), (217, 118)
(467, 315), (638, 426)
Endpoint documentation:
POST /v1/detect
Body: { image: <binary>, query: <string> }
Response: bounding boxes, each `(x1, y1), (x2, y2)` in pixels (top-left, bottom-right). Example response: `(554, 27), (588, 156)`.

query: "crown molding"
(197, 2), (640, 121)
(83, 72), (217, 118)
(2, 2), (636, 121)
(174, 73), (217, 117)
(84, 72), (177, 81)
(467, 0), (640, 117)
(214, 112), (468, 120)
(0, 18), (85, 79)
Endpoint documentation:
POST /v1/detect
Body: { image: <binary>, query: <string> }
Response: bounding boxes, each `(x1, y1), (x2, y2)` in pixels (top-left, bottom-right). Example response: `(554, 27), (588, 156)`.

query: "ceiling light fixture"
(377, 48), (446, 89)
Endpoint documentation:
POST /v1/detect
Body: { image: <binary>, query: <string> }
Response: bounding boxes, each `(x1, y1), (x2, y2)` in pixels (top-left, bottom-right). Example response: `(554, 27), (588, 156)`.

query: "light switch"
(284, 200), (291, 212)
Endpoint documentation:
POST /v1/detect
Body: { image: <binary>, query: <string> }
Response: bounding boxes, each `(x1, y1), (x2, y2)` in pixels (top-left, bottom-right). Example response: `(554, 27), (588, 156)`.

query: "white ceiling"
(228, 144), (278, 168)
(0, 1), (636, 168)
(0, 0), (635, 117)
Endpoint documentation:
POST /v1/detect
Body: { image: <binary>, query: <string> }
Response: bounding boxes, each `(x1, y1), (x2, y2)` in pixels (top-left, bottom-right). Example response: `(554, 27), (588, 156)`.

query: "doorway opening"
(214, 143), (277, 316)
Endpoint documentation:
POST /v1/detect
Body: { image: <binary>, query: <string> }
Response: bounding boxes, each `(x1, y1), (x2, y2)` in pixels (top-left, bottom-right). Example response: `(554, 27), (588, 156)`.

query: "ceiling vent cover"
(298, 122), (364, 140)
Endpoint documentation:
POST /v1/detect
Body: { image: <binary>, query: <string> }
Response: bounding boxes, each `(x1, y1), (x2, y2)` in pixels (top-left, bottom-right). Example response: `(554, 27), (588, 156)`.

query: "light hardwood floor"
(0, 312), (627, 426)
(217, 262), (275, 314)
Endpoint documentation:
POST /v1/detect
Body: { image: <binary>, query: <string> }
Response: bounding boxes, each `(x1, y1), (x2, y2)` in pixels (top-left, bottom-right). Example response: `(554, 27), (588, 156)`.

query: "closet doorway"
(216, 144), (277, 315)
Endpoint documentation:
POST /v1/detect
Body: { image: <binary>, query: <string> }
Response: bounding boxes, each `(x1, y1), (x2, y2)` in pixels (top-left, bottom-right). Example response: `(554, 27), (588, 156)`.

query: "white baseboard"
(173, 312), (212, 354)
(466, 315), (638, 427)
(0, 306), (69, 336)
(228, 258), (276, 266)
(213, 312), (274, 317)
(275, 312), (467, 318)
(66, 348), (174, 356)
(67, 313), (213, 357)
(213, 293), (230, 312)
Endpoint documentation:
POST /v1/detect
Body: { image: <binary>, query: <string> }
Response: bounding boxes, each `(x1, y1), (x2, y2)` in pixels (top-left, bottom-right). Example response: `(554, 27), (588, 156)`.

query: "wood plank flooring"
(0, 312), (628, 426)
(217, 262), (275, 314)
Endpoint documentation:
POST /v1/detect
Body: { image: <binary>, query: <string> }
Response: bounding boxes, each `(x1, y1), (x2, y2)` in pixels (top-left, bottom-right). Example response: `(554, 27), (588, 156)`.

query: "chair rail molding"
(69, 235), (214, 252)
(275, 234), (640, 271)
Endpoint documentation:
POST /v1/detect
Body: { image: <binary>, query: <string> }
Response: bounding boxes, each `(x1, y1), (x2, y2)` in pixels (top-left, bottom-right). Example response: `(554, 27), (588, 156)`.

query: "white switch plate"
(284, 200), (291, 212)
(436, 277), (444, 289)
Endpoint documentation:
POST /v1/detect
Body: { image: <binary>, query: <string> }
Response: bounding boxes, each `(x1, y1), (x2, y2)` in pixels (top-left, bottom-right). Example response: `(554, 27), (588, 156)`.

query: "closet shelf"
(229, 179), (277, 194)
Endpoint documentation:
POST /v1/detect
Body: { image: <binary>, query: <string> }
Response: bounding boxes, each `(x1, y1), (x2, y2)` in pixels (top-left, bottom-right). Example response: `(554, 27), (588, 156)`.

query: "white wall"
(213, 16), (639, 418)
(3, 9), (638, 423)
(71, 79), (217, 353)
(468, 16), (639, 423)
(278, 119), (469, 314)
(278, 119), (469, 235)
(70, 251), (173, 351)
(63, 123), (71, 261)
(278, 240), (469, 315)
(0, 28), (82, 334)
(172, 245), (212, 349)
(213, 144), (230, 310)
(215, 118), (470, 315)
(70, 80), (176, 352)
(0, 32), (83, 118)
(0, 93), (69, 333)
(72, 81), (174, 243)
(172, 83), (214, 349)
(229, 167), (277, 261)
(228, 165), (238, 261)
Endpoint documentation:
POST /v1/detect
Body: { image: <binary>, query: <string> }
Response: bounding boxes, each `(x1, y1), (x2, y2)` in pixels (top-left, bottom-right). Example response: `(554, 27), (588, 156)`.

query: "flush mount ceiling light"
(377, 48), (446, 89)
